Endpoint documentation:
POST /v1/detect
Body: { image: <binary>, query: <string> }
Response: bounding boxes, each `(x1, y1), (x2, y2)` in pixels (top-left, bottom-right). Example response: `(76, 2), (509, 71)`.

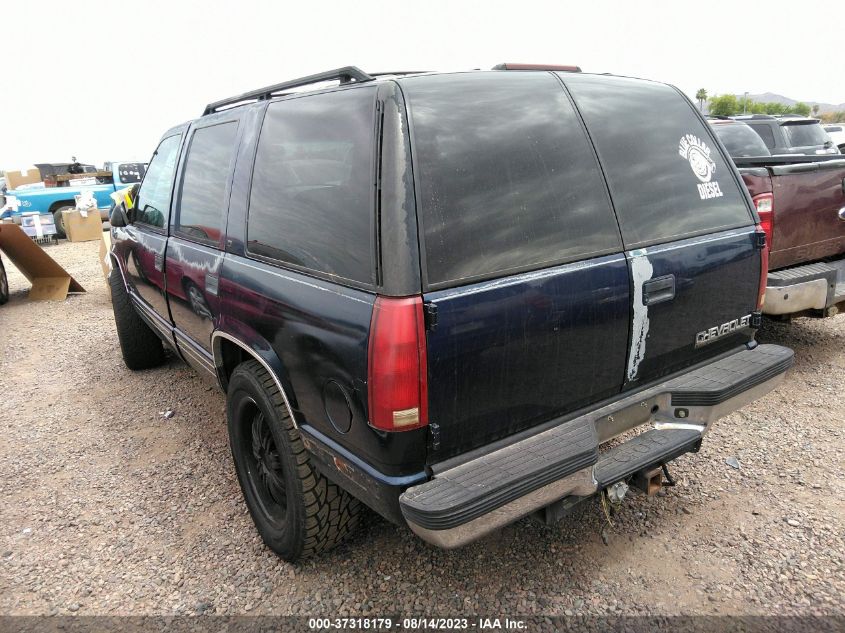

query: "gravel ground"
(1, 239), (843, 618)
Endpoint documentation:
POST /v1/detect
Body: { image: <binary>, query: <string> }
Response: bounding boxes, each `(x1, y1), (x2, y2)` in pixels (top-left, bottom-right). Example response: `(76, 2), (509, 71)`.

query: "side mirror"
(110, 201), (130, 227)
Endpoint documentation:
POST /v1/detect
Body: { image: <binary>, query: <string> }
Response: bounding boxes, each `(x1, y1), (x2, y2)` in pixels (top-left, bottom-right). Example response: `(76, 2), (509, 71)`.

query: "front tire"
(52, 204), (74, 239)
(109, 268), (165, 369)
(227, 360), (360, 561)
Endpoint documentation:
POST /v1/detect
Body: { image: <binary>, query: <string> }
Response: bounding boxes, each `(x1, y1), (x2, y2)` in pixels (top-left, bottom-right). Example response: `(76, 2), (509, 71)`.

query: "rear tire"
(227, 359), (361, 561)
(0, 255), (9, 305)
(109, 268), (165, 370)
(52, 204), (74, 239)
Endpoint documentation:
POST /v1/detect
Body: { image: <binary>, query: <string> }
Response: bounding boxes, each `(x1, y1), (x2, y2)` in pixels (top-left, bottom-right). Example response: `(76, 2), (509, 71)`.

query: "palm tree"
(696, 88), (708, 112)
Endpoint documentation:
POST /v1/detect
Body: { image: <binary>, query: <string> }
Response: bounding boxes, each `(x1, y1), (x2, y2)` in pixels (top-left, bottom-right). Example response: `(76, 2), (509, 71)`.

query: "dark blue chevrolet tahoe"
(108, 65), (794, 561)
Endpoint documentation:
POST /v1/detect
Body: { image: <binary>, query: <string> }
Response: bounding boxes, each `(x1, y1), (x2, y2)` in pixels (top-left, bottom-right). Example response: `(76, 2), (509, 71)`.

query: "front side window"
(402, 72), (621, 287)
(135, 134), (181, 229)
(247, 87), (377, 285)
(563, 74), (752, 248)
(175, 121), (239, 244)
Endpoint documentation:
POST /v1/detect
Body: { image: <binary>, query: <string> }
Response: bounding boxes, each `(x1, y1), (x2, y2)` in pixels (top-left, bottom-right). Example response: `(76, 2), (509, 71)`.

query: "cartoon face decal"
(678, 134), (716, 183)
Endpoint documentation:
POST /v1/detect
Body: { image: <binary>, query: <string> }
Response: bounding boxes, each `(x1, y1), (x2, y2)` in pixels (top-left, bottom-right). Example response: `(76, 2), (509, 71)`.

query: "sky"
(2, 0), (843, 170)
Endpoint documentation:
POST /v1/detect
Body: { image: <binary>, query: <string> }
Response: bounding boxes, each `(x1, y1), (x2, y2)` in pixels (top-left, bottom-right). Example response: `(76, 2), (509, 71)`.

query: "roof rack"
(202, 66), (375, 116)
(492, 63), (582, 72)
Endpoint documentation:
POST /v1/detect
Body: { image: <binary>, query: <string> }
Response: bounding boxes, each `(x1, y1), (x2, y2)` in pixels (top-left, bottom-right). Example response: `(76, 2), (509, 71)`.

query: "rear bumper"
(399, 344), (794, 549)
(763, 258), (845, 316)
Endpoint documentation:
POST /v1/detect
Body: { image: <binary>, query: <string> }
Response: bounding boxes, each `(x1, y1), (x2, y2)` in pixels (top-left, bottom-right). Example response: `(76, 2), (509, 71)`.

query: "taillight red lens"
(752, 193), (773, 310)
(753, 192), (774, 249)
(367, 296), (428, 431)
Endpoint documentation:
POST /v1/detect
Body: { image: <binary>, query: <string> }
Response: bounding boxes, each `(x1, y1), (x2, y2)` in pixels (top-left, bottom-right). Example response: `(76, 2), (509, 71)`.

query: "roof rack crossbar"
(202, 66), (375, 116)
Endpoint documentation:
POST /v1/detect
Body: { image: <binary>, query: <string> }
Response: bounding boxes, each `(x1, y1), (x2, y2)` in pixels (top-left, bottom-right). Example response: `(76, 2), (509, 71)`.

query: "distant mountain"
(740, 93), (845, 114)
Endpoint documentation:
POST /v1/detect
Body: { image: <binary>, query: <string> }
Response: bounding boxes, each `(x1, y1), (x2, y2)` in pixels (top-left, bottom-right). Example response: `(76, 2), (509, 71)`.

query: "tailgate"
(766, 161), (845, 269)
(424, 255), (630, 460)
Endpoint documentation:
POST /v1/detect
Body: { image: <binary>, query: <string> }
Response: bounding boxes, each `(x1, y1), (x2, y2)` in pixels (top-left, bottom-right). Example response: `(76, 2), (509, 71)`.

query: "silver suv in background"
(733, 115), (839, 155)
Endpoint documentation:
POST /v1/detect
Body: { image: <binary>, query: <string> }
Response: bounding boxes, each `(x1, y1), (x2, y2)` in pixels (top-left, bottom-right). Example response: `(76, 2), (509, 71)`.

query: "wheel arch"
(48, 199), (76, 214)
(211, 328), (300, 428)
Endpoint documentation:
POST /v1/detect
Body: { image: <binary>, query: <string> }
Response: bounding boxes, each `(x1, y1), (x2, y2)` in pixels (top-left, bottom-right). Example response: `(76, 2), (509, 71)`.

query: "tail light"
(752, 193), (773, 310)
(367, 296), (428, 431)
(753, 192), (774, 248)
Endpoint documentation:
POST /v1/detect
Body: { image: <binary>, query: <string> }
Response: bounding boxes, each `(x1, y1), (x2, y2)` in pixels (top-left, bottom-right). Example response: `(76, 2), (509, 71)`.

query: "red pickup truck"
(710, 118), (845, 319)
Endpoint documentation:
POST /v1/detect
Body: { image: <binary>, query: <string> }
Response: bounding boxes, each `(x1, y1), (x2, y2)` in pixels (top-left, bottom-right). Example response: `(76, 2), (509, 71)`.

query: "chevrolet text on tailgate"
(108, 65), (793, 561)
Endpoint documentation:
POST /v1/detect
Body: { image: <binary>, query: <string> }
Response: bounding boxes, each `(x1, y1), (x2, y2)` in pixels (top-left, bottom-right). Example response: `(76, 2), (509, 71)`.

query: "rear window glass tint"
(562, 74), (751, 248)
(783, 122), (828, 147)
(748, 123), (777, 149)
(711, 123), (771, 158)
(247, 87), (376, 285)
(177, 121), (239, 244)
(402, 72), (621, 287)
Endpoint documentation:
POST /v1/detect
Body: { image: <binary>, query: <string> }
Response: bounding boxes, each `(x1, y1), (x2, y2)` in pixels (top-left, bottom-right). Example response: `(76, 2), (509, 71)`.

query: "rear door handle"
(642, 274), (676, 306)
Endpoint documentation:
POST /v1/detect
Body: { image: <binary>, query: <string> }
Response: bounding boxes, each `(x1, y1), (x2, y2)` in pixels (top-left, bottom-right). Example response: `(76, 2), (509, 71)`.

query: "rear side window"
(176, 121), (239, 244)
(135, 134), (181, 229)
(402, 72), (621, 287)
(711, 123), (771, 158)
(247, 87), (377, 285)
(748, 123), (777, 149)
(562, 74), (752, 248)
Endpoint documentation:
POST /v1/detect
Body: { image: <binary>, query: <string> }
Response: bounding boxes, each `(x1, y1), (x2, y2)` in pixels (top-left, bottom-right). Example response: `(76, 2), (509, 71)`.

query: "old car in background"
(1, 161), (147, 238)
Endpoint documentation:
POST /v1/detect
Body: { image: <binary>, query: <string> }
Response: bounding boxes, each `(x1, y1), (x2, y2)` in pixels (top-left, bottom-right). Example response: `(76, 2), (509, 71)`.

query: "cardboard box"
(99, 230), (112, 299)
(62, 208), (102, 242)
(4, 167), (42, 190)
(0, 223), (85, 300)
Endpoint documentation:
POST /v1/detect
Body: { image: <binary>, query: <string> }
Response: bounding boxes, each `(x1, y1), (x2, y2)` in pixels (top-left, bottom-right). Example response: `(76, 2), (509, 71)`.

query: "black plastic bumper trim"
(401, 343), (793, 533)
(400, 417), (597, 531)
(670, 344), (793, 407)
(594, 429), (701, 488)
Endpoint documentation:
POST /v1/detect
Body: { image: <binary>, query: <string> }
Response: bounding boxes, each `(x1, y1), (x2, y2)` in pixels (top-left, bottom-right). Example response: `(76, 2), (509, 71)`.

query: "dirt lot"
(1, 239), (843, 617)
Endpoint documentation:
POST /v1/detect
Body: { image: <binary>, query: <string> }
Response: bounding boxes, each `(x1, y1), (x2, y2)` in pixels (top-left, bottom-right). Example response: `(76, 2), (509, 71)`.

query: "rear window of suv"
(782, 121), (828, 148)
(562, 74), (752, 248)
(247, 87), (377, 286)
(402, 72), (621, 288)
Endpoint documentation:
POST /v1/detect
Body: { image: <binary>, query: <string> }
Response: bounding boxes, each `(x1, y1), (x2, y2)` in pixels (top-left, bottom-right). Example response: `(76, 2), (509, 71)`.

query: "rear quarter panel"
(218, 258), (428, 477)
